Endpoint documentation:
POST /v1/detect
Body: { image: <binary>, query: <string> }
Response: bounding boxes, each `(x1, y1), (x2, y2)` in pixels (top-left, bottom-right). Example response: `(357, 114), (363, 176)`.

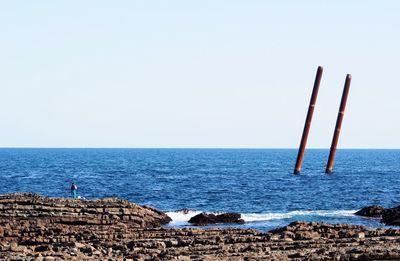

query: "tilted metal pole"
(294, 66), (323, 174)
(325, 74), (352, 174)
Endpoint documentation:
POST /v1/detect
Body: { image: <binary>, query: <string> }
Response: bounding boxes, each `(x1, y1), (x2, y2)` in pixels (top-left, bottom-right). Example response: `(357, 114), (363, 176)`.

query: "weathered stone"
(355, 205), (387, 218)
(188, 212), (244, 226)
(1, 193), (400, 260)
(356, 205), (400, 226)
(0, 193), (171, 228)
(35, 245), (50, 252)
(382, 207), (400, 226)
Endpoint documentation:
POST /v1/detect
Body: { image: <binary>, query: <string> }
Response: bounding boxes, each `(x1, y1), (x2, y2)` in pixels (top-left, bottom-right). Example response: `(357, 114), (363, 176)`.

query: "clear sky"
(1, 1), (399, 148)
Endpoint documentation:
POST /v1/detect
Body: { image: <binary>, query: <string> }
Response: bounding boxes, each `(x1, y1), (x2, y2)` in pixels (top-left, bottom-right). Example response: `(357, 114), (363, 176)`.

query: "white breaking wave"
(166, 210), (356, 225)
(165, 210), (203, 225)
(242, 210), (356, 222)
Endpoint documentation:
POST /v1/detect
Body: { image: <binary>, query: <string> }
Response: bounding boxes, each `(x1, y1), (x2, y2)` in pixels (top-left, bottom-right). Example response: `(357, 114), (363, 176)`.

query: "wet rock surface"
(188, 212), (245, 226)
(355, 205), (387, 218)
(1, 194), (400, 260)
(382, 207), (400, 226)
(356, 205), (400, 226)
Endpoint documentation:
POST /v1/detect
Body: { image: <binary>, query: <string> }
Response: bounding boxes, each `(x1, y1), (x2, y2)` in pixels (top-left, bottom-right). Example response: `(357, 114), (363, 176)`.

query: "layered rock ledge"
(0, 193), (171, 228)
(1, 193), (400, 260)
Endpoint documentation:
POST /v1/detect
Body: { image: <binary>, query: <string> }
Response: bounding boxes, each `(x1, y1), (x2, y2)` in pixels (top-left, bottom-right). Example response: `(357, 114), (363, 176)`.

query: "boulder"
(188, 212), (244, 226)
(355, 205), (400, 226)
(382, 207), (400, 226)
(355, 205), (387, 218)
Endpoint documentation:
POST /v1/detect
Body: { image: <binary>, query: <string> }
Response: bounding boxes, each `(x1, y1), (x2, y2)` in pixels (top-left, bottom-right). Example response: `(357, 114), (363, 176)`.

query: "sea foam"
(166, 209), (356, 226)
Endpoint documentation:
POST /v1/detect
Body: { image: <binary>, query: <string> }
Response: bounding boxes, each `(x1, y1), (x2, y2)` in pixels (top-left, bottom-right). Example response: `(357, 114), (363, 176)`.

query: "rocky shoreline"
(1, 193), (400, 260)
(355, 205), (400, 226)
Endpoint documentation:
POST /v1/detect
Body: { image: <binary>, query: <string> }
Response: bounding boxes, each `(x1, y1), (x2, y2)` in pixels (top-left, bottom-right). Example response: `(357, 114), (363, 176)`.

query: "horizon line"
(0, 147), (399, 150)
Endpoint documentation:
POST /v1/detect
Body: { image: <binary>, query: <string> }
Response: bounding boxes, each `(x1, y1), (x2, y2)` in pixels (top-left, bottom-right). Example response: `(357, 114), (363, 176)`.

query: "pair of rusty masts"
(294, 66), (352, 174)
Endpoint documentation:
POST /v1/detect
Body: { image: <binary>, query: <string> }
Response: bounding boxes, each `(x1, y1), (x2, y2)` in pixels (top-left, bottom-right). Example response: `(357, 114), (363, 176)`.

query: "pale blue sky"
(1, 1), (399, 148)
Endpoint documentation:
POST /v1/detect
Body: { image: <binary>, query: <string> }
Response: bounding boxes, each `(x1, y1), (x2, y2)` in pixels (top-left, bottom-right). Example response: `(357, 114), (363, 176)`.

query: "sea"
(1, 148), (399, 231)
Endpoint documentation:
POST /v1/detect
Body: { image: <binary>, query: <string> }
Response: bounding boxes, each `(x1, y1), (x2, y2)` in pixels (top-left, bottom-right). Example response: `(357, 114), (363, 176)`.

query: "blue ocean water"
(1, 148), (399, 231)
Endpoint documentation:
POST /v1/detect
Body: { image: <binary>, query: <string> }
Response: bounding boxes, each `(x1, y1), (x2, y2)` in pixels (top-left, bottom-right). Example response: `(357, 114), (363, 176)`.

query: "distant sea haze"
(1, 148), (399, 230)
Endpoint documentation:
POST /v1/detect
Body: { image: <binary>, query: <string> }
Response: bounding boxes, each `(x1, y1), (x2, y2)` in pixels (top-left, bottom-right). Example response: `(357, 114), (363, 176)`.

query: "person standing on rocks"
(70, 182), (78, 199)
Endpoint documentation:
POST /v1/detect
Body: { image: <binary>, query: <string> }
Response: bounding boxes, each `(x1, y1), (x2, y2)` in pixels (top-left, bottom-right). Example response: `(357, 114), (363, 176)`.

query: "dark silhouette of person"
(70, 182), (78, 199)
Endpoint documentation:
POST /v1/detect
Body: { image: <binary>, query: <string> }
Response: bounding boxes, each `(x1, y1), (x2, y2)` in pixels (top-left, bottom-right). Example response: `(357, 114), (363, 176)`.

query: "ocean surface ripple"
(1, 148), (399, 230)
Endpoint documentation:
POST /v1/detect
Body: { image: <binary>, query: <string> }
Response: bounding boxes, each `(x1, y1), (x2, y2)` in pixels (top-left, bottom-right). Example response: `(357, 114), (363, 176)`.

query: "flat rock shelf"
(1, 193), (400, 260)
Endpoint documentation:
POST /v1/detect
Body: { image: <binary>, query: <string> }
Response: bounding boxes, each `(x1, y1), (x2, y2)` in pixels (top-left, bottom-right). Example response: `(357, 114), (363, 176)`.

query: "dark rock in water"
(355, 205), (387, 218)
(356, 205), (400, 226)
(382, 207), (400, 226)
(188, 212), (244, 226)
